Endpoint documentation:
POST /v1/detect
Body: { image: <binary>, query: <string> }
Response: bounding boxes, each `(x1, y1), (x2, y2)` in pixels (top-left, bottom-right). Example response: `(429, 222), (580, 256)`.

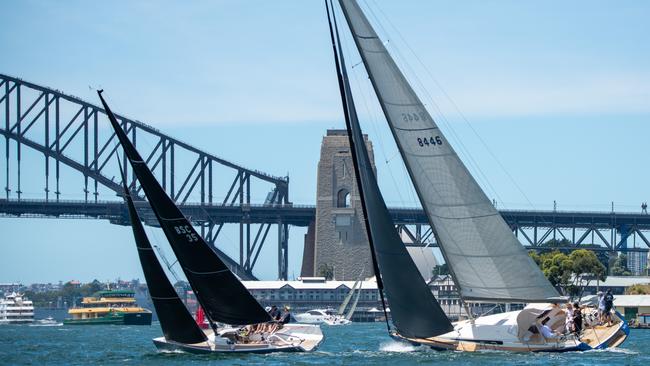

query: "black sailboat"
(117, 162), (208, 345)
(99, 90), (323, 353)
(325, 0), (452, 339)
(98, 91), (270, 327)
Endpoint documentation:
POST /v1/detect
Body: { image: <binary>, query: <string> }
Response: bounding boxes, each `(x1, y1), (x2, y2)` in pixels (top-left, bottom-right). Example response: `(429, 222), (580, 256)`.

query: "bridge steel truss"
(0, 74), (291, 280)
(395, 208), (650, 254)
(2, 74), (649, 280)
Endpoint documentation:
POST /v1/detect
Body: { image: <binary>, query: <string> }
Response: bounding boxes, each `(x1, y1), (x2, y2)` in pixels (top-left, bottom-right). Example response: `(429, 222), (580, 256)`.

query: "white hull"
(153, 323), (323, 354)
(294, 309), (334, 324)
(397, 305), (629, 352)
(323, 316), (351, 326)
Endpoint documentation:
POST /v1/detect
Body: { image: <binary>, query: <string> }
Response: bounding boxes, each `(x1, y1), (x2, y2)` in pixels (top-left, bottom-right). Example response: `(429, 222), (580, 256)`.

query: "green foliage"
(432, 264), (449, 276)
(317, 263), (334, 280)
(626, 284), (650, 295)
(24, 280), (106, 307)
(611, 253), (632, 276)
(528, 248), (607, 297)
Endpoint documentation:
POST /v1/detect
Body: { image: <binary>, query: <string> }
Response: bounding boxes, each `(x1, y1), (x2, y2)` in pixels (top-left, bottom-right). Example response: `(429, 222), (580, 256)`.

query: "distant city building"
(627, 252), (649, 276)
(302, 129), (376, 280)
(0, 283), (22, 296)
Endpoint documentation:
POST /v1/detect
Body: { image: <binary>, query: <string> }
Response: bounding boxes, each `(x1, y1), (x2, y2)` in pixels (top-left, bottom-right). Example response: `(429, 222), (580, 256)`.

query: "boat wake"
(29, 323), (63, 327)
(379, 340), (417, 353)
(586, 347), (638, 355)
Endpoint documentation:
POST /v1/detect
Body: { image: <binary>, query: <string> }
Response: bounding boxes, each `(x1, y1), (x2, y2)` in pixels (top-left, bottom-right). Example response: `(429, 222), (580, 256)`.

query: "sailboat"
(325, 0), (629, 352)
(102, 91), (323, 353)
(324, 271), (364, 325)
(295, 276), (362, 325)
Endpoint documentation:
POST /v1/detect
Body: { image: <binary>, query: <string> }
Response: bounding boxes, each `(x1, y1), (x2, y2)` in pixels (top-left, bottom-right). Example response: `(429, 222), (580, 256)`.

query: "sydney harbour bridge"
(2, 74), (649, 280)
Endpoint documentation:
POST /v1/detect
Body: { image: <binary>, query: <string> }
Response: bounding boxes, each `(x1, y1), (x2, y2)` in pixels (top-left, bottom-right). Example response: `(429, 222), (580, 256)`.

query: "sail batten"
(99, 91), (271, 326)
(338, 0), (560, 303)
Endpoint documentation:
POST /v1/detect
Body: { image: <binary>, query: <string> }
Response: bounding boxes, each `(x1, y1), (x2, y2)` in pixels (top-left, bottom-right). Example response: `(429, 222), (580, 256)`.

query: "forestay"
(99, 91), (272, 325)
(327, 0), (452, 338)
(338, 0), (560, 303)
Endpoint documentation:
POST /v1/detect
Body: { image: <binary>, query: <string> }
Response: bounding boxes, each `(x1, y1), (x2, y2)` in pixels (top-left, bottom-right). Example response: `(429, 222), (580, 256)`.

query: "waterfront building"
(581, 276), (650, 295)
(242, 277), (381, 322)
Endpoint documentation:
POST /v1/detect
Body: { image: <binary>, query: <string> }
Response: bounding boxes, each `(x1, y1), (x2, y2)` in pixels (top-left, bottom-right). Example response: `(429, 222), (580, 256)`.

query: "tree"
(626, 284), (650, 295)
(528, 249), (607, 298)
(317, 263), (334, 280)
(432, 263), (449, 276)
(611, 253), (632, 276)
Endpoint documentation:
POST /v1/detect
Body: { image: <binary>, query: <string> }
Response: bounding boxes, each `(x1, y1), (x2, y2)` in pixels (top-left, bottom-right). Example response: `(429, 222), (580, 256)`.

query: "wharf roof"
(242, 280), (378, 291)
(587, 276), (650, 288)
(582, 294), (650, 307)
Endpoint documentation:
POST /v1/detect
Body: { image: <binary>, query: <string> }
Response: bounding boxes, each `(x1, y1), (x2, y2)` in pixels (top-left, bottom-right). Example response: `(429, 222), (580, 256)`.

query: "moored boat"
(64, 290), (152, 325)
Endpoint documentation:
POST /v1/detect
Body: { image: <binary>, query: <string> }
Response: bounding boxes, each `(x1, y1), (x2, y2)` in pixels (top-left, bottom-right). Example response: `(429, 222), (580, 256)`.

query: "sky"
(1, 0), (649, 284)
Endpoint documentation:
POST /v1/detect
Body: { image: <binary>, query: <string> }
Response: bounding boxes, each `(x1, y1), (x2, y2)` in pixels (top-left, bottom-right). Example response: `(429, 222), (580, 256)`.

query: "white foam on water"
(379, 340), (417, 353)
(587, 347), (638, 355)
(157, 349), (187, 354)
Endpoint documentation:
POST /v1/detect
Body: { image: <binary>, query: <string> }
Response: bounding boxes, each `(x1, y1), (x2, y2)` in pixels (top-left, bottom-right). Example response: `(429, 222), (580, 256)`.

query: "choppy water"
(0, 322), (646, 365)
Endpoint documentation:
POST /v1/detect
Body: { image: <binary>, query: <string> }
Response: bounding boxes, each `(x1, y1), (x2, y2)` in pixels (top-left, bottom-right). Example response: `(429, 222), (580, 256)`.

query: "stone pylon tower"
(301, 129), (375, 280)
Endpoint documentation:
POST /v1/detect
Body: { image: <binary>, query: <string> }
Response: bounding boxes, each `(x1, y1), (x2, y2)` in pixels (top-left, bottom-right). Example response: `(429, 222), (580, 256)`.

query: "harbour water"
(0, 322), (645, 365)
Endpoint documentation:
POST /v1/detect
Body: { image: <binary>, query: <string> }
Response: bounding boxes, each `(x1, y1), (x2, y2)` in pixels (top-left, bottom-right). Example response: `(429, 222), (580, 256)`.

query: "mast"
(325, 0), (452, 338)
(325, 0), (390, 333)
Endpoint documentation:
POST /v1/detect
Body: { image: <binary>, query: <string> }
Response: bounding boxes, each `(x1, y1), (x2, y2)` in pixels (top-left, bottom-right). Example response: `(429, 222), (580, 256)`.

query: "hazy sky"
(1, 1), (648, 283)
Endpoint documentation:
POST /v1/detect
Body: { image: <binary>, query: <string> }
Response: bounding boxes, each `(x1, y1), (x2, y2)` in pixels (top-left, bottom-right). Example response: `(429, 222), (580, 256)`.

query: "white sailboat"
(326, 0), (629, 352)
(295, 275), (362, 325)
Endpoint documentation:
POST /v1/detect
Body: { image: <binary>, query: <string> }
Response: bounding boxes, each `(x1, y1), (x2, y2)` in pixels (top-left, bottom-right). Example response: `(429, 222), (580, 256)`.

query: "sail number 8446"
(417, 136), (443, 147)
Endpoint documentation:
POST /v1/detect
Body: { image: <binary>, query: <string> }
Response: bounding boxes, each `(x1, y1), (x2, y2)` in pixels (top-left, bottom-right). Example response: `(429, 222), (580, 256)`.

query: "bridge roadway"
(2, 198), (650, 236)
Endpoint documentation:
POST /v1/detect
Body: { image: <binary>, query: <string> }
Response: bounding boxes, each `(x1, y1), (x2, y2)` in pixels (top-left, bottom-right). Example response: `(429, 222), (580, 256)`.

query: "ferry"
(64, 290), (152, 325)
(0, 292), (34, 324)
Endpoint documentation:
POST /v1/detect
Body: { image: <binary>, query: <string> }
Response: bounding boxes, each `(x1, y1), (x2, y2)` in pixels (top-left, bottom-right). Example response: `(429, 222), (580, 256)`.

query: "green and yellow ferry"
(64, 290), (152, 325)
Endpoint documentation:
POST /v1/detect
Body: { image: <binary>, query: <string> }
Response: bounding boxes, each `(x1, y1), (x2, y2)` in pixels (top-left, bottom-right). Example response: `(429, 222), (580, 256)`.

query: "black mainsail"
(337, 0), (560, 303)
(99, 91), (271, 326)
(118, 162), (208, 344)
(326, 0), (452, 338)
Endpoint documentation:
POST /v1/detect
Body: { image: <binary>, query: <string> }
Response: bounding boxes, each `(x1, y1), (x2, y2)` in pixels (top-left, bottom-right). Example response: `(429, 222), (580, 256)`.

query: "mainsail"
(118, 163), (208, 344)
(338, 0), (560, 303)
(327, 0), (452, 338)
(99, 91), (271, 325)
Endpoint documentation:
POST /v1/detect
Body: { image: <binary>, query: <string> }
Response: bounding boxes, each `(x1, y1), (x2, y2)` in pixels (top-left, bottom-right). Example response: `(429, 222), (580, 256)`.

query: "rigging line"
(341, 25), (409, 207)
(365, 2), (558, 234)
(325, 0), (390, 333)
(366, 0), (540, 212)
(363, 0), (506, 207)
